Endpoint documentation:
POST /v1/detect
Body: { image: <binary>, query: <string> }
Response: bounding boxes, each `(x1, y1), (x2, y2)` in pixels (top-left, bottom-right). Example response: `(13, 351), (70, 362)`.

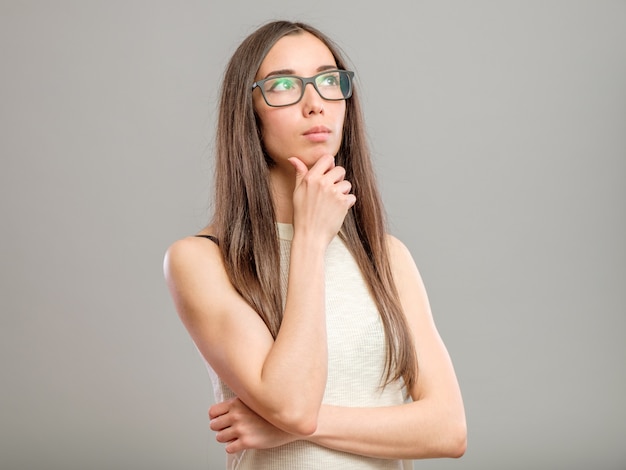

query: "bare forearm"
(259, 234), (328, 432)
(306, 400), (466, 459)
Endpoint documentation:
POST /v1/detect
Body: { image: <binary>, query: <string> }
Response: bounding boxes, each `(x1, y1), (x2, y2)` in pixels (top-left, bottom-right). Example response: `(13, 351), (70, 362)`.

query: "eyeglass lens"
(260, 71), (352, 107)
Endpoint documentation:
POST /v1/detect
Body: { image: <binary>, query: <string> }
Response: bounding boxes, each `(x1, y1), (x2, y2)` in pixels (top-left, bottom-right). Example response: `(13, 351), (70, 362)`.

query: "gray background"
(1, 1), (624, 469)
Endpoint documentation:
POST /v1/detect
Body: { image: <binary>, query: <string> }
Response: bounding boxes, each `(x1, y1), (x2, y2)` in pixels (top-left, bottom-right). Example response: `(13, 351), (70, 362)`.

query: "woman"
(164, 20), (466, 469)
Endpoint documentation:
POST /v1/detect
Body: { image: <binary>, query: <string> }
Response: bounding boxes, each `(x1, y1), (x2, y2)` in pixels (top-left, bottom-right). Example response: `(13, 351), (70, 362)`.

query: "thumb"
(287, 157), (308, 184)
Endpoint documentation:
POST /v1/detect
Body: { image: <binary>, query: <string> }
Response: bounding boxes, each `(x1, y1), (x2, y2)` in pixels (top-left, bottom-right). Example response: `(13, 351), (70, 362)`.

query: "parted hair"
(212, 20), (417, 391)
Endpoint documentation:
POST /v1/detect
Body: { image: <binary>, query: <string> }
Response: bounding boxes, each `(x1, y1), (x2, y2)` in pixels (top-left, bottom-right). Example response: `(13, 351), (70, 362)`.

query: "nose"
(301, 82), (324, 115)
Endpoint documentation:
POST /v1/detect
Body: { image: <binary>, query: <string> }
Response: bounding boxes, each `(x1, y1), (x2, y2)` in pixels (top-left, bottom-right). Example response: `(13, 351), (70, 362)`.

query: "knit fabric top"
(205, 223), (411, 469)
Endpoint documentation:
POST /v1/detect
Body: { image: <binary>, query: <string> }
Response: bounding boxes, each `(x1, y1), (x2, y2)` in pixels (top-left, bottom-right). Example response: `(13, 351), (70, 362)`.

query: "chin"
(303, 148), (340, 167)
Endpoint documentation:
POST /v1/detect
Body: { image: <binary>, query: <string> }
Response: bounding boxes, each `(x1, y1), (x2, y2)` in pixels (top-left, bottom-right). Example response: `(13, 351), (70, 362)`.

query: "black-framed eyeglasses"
(252, 70), (355, 107)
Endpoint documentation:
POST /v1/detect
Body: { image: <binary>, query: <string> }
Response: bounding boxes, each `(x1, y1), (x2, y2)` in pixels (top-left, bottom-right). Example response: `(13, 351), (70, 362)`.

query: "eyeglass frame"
(251, 69), (355, 107)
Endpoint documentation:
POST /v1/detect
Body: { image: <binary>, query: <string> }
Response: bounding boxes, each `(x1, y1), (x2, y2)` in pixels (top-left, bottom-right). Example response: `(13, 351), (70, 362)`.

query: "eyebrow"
(262, 65), (338, 80)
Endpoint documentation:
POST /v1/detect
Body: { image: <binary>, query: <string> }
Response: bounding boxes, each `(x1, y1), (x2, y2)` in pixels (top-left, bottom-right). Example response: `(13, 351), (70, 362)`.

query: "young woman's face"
(253, 32), (347, 169)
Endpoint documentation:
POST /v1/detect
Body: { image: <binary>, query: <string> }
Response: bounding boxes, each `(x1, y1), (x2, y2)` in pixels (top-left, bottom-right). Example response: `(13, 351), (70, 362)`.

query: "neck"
(269, 165), (296, 224)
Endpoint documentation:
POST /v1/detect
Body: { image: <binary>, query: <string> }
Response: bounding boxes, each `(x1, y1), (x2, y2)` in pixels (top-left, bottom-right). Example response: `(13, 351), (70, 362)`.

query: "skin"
(164, 31), (355, 438)
(165, 31), (467, 460)
(255, 32), (352, 225)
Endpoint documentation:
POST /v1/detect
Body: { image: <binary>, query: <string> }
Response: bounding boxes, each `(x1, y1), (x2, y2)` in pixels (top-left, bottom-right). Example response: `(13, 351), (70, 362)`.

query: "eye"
(267, 77), (299, 92)
(317, 72), (340, 87)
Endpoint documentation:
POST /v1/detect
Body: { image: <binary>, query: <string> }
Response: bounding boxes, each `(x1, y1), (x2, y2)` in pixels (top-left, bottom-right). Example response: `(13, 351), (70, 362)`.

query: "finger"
(215, 426), (238, 444)
(324, 165), (347, 183)
(208, 397), (235, 419)
(334, 179), (352, 195)
(209, 414), (231, 432)
(225, 439), (244, 454)
(208, 405), (222, 420)
(306, 154), (335, 176)
(208, 404), (226, 419)
(287, 157), (308, 186)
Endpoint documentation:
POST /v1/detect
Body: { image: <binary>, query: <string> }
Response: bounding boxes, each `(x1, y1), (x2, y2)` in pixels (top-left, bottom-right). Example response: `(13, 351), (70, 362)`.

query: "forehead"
(256, 31), (337, 79)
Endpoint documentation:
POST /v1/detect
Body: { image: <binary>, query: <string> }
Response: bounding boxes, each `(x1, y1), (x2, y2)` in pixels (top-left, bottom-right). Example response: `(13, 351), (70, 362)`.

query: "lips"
(302, 126), (332, 143)
(303, 126), (331, 136)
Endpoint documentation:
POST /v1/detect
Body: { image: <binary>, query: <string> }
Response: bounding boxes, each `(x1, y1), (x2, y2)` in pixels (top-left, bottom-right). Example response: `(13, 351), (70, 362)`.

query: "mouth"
(303, 126), (331, 142)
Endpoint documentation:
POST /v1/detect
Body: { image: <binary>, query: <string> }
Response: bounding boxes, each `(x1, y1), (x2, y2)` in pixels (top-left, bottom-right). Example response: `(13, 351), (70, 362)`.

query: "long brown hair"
(212, 20), (417, 390)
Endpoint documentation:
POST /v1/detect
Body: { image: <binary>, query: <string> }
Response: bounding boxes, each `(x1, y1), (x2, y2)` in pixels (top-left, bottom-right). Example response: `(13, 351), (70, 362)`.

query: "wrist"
(290, 231), (331, 257)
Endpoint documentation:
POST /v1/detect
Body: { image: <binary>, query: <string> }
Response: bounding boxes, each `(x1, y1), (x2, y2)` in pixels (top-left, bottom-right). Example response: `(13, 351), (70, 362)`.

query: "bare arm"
(305, 235), (466, 458)
(209, 234), (466, 458)
(165, 155), (355, 436)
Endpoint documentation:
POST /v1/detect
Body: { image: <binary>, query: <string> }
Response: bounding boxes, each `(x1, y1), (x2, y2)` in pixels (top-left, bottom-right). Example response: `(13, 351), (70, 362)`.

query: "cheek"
(257, 109), (293, 145)
(332, 106), (347, 145)
(330, 101), (346, 129)
(258, 114), (289, 158)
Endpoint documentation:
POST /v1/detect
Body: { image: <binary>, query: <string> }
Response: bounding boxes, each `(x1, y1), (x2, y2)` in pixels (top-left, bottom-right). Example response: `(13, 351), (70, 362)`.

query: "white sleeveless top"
(205, 223), (412, 469)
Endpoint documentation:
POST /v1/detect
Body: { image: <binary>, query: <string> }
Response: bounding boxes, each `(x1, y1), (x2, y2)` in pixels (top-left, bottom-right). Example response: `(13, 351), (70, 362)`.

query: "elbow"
(443, 419), (467, 458)
(275, 410), (318, 437)
(271, 403), (319, 436)
(448, 433), (467, 459)
(419, 412), (466, 459)
(291, 417), (319, 437)
(434, 399), (467, 458)
(259, 376), (324, 436)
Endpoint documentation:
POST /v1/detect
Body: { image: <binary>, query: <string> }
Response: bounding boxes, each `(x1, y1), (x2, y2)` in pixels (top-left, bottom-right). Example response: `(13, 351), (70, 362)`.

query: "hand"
(288, 155), (356, 246)
(209, 397), (298, 453)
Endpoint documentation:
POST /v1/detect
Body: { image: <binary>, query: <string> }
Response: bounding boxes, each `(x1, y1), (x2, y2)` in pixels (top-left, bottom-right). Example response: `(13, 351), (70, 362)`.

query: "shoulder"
(384, 233), (427, 299)
(162, 230), (232, 311)
(385, 233), (415, 268)
(164, 225), (218, 267)
(164, 234), (220, 280)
